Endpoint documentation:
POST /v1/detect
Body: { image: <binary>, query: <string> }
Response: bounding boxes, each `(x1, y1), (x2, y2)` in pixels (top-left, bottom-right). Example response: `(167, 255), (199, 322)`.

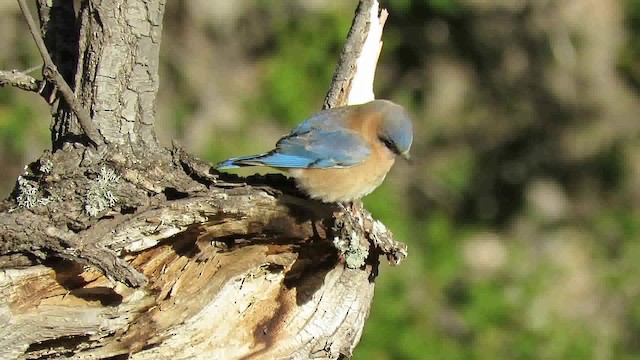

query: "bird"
(216, 99), (413, 203)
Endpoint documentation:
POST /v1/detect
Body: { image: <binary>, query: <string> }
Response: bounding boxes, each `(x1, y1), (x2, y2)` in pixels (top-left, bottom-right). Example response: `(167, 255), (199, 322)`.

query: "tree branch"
(17, 0), (104, 147)
(323, 0), (388, 109)
(0, 69), (41, 92)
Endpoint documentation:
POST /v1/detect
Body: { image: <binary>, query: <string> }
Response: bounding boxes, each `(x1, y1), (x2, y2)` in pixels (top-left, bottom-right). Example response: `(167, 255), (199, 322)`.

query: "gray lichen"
(39, 159), (53, 174)
(84, 166), (120, 216)
(333, 230), (369, 269)
(15, 176), (50, 209)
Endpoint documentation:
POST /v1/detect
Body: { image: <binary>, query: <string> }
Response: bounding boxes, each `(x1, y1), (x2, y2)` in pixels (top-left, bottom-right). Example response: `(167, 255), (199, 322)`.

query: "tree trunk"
(0, 1), (405, 359)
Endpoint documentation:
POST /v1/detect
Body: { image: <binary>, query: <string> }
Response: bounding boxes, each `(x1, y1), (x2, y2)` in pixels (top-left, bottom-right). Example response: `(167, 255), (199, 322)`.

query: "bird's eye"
(378, 136), (399, 154)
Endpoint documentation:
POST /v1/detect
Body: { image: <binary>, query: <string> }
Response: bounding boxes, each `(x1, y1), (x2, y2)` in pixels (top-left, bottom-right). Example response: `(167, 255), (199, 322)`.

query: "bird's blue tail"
(216, 152), (272, 169)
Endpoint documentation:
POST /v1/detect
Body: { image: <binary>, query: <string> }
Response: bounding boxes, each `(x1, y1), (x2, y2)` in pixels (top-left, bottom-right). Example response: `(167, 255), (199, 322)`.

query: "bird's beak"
(400, 151), (412, 164)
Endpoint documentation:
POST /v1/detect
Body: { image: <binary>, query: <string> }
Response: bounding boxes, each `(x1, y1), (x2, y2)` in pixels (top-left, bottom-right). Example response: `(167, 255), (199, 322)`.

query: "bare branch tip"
(379, 9), (389, 25)
(0, 69), (39, 92)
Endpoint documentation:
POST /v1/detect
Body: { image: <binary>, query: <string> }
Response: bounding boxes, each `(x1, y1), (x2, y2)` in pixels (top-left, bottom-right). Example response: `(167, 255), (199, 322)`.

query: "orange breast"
(288, 105), (396, 202)
(288, 143), (395, 203)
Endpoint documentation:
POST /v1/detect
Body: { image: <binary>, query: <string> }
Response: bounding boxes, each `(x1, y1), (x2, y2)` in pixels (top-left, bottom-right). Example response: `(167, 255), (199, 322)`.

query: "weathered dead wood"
(0, 0), (403, 359)
(0, 187), (382, 358)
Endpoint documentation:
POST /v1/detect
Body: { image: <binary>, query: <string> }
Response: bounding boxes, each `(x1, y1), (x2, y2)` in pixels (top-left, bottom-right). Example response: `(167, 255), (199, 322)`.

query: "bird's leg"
(349, 200), (363, 213)
(336, 200), (362, 214)
(337, 202), (350, 214)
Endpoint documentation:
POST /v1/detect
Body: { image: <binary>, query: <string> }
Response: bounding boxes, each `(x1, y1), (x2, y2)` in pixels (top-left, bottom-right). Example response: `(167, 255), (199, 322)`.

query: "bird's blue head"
(370, 100), (413, 161)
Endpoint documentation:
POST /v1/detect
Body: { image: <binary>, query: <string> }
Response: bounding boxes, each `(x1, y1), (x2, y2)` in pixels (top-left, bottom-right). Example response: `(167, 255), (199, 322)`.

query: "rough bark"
(0, 0), (404, 359)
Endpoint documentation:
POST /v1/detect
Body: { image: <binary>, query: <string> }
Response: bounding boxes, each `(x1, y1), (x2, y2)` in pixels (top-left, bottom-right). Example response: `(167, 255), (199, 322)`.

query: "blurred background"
(2, 0), (640, 359)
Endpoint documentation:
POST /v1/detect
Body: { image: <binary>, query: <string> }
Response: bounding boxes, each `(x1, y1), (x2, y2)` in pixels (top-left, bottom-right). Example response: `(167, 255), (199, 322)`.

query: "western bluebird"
(217, 99), (413, 203)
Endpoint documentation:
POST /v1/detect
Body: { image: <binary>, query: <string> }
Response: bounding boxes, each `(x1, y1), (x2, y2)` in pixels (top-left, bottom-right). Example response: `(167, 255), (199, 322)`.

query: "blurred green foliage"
(2, 0), (640, 359)
(620, 0), (640, 89)
(0, 94), (35, 154)
(0, 86), (48, 193)
(259, 11), (351, 125)
(0, 10), (49, 193)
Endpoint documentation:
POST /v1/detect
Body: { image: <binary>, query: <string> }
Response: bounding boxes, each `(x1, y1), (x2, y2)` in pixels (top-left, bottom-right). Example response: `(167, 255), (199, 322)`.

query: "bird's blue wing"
(217, 106), (371, 169)
(287, 106), (353, 133)
(271, 127), (371, 168)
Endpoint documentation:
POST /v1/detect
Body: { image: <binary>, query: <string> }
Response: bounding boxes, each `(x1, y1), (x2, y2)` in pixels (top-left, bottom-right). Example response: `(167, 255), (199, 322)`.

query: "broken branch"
(17, 0), (105, 147)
